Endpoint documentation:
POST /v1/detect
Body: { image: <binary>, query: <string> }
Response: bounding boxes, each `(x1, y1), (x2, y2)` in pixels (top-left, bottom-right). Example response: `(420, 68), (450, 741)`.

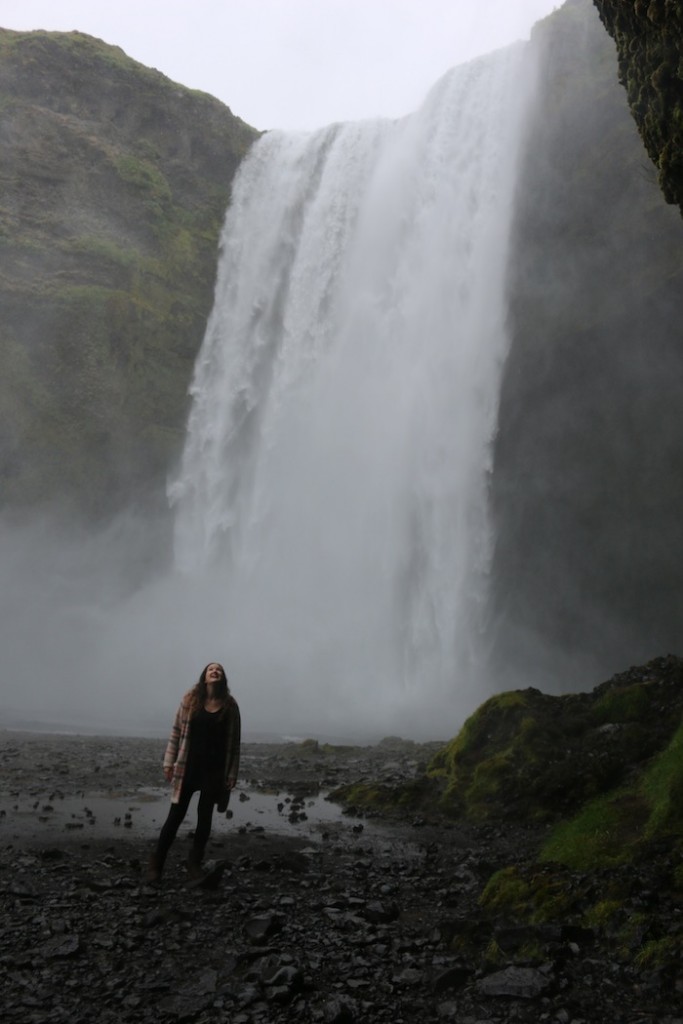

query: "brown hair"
(186, 662), (230, 718)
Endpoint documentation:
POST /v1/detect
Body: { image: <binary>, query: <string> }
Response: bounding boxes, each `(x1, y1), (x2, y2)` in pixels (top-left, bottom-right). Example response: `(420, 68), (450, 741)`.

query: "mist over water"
(1, 46), (536, 741)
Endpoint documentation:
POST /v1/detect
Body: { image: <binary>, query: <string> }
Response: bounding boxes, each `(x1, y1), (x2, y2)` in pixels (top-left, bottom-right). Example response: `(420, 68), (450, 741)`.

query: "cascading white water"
(170, 45), (534, 739)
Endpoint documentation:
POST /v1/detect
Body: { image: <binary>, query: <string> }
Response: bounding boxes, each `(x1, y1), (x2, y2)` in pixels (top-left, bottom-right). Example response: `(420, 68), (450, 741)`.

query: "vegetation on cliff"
(332, 656), (683, 849)
(0, 29), (258, 519)
(331, 655), (683, 973)
(593, 0), (683, 215)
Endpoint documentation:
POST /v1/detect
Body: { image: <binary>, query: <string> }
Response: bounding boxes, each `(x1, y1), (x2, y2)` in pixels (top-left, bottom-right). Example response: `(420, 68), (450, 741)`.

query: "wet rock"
(362, 899), (398, 924)
(392, 965), (423, 986)
(321, 995), (359, 1022)
(39, 934), (80, 959)
(187, 858), (227, 889)
(157, 969), (218, 1020)
(263, 962), (304, 1004)
(476, 964), (553, 999)
(243, 913), (284, 944)
(432, 964), (471, 992)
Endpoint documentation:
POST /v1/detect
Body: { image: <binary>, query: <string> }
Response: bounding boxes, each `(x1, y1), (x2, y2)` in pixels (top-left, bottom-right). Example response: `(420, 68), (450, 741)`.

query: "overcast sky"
(0, 0), (560, 130)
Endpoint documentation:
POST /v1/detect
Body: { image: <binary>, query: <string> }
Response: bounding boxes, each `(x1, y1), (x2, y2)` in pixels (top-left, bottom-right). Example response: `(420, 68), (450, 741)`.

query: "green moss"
(540, 716), (683, 869)
(480, 867), (531, 915)
(0, 26), (258, 517)
(479, 865), (574, 924)
(426, 689), (587, 821)
(430, 690), (528, 767)
(115, 155), (172, 221)
(66, 236), (137, 269)
(583, 898), (623, 929)
(331, 782), (385, 808)
(592, 682), (652, 723)
(0, 28), (182, 87)
(482, 939), (506, 966)
(49, 283), (121, 306)
(518, 940), (548, 962)
(541, 791), (648, 869)
(467, 750), (514, 803)
(640, 717), (683, 836)
(634, 936), (681, 970)
(328, 775), (436, 815)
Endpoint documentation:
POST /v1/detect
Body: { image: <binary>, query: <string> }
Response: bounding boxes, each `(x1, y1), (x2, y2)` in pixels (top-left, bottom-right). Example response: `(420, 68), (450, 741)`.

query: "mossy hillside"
(477, 766), (682, 974)
(330, 657), (683, 830)
(462, 660), (682, 976)
(0, 28), (258, 518)
(334, 657), (683, 983)
(328, 692), (543, 817)
(429, 658), (683, 823)
(480, 864), (577, 925)
(540, 715), (683, 870)
(426, 689), (566, 820)
(478, 855), (683, 972)
(474, 726), (682, 977)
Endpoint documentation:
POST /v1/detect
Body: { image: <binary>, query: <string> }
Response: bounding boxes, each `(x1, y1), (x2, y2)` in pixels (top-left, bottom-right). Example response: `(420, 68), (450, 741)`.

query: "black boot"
(145, 851), (164, 885)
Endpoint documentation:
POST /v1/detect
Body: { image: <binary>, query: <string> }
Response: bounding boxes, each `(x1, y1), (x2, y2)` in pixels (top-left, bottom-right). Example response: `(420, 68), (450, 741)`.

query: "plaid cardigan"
(163, 689), (241, 804)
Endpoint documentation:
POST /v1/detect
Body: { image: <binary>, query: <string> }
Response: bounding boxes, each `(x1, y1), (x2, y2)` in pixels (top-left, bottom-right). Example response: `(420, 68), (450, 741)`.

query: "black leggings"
(156, 776), (216, 862)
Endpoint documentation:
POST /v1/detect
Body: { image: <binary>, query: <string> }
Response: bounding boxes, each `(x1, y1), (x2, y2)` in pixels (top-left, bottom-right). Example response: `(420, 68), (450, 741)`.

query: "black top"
(188, 707), (227, 778)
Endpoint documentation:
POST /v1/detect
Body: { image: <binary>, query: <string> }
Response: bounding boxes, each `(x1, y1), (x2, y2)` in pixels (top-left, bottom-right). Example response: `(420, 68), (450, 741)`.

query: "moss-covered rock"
(332, 656), (683, 836)
(332, 663), (683, 983)
(329, 656), (683, 981)
(425, 656), (682, 825)
(0, 29), (258, 519)
(540, 713), (683, 868)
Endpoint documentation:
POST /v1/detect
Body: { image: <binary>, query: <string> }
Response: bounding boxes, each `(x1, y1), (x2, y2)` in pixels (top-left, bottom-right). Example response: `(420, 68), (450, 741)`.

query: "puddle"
(0, 785), (366, 843)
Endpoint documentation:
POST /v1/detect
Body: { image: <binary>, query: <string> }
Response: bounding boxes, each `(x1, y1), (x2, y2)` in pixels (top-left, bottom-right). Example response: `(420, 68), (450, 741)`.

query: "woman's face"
(205, 663), (224, 685)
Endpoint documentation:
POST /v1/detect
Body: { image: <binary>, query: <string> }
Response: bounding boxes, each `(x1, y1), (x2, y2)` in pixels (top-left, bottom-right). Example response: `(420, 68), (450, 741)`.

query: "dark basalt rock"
(594, 0), (683, 214)
(491, 0), (683, 696)
(476, 964), (554, 999)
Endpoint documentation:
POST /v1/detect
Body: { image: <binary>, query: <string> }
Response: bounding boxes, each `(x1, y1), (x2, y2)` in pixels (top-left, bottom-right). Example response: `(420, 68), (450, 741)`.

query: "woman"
(147, 662), (241, 883)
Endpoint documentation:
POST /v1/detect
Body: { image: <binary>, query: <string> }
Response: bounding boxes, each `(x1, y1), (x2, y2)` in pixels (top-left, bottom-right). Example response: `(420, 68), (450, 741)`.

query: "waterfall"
(170, 45), (534, 739)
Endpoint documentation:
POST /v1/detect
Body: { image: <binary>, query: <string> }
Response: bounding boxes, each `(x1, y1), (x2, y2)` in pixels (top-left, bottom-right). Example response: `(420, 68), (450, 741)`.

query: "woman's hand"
(226, 777), (236, 790)
(163, 766), (174, 782)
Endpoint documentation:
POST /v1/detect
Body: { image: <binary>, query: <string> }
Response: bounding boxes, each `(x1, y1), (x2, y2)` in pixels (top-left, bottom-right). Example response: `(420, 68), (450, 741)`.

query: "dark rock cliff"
(0, 29), (257, 520)
(593, 0), (683, 215)
(490, 0), (683, 689)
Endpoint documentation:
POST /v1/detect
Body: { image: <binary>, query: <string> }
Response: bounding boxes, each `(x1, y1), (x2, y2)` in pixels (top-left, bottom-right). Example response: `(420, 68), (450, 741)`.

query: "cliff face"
(4, 11), (683, 685)
(593, 0), (683, 215)
(0, 29), (258, 519)
(490, 0), (683, 687)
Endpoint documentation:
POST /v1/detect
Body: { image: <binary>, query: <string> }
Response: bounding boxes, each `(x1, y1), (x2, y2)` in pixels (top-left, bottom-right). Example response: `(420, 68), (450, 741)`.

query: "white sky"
(0, 0), (559, 130)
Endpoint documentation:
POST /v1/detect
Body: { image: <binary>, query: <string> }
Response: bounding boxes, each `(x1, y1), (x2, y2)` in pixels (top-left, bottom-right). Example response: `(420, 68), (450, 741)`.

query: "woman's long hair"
(187, 663), (230, 718)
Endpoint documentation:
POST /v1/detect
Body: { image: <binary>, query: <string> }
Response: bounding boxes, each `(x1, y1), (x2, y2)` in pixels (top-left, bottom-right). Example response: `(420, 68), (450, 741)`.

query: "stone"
(243, 914), (284, 945)
(322, 995), (358, 1023)
(476, 965), (553, 999)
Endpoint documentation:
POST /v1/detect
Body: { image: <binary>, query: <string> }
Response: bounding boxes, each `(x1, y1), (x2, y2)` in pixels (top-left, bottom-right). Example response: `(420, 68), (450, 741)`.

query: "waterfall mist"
(170, 45), (535, 739)
(0, 45), (536, 741)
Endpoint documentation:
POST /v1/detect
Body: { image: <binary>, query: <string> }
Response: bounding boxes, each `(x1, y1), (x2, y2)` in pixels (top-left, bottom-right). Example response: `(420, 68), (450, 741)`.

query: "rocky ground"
(0, 731), (681, 1023)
